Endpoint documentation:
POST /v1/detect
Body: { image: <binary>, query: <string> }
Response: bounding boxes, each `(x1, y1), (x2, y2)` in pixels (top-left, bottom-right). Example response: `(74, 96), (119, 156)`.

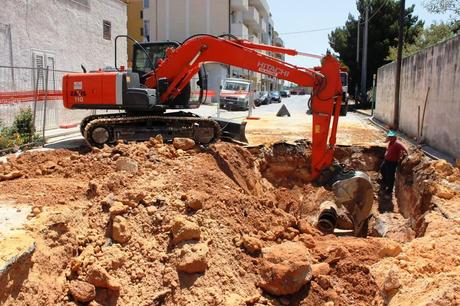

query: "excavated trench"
(0, 138), (458, 305)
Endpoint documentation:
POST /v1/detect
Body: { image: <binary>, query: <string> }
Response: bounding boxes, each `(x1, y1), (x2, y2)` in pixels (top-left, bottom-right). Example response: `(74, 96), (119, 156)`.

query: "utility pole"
(394, 0), (405, 130)
(355, 17), (360, 100)
(360, 2), (369, 106)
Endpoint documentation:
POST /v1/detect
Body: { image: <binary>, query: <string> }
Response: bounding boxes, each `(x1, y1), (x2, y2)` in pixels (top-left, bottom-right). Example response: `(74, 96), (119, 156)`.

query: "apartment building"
(0, 0), (127, 72)
(141, 0), (284, 101)
(126, 0), (144, 67)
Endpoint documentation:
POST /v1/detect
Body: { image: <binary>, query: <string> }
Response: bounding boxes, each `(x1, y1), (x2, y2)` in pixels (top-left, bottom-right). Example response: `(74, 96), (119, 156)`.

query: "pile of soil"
(0, 138), (459, 305)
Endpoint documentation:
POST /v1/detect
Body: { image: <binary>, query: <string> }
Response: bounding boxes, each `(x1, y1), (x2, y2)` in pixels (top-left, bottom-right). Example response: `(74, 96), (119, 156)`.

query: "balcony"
(273, 36), (284, 47)
(231, 0), (248, 11)
(249, 35), (260, 44)
(243, 6), (259, 29)
(231, 23), (249, 39)
(260, 19), (267, 33)
(249, 0), (269, 17)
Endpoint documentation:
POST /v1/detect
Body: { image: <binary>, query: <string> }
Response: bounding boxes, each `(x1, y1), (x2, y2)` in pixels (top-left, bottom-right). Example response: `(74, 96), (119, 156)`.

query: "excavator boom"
(144, 35), (343, 180)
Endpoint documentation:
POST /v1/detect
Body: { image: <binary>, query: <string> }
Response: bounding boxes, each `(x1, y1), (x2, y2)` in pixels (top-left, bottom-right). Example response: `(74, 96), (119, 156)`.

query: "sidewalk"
(354, 111), (456, 164)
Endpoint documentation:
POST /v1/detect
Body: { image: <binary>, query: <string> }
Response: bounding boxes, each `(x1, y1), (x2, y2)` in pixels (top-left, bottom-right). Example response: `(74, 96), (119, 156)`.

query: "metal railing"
(0, 65), (96, 154)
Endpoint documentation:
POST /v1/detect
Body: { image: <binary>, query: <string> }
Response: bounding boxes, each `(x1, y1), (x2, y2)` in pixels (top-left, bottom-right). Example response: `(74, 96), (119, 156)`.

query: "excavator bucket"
(317, 170), (373, 237)
(212, 117), (248, 143)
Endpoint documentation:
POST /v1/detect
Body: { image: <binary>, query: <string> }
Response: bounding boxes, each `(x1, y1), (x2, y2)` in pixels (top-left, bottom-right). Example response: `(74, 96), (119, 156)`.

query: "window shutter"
(46, 54), (56, 90)
(32, 51), (45, 89)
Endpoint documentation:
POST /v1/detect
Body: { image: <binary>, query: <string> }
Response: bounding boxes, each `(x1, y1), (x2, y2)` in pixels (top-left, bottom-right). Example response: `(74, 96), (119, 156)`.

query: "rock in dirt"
(0, 170), (22, 181)
(241, 235), (262, 255)
(112, 216), (130, 244)
(311, 262), (331, 277)
(68, 280), (96, 303)
(258, 241), (312, 296)
(115, 157), (138, 173)
(173, 138), (196, 150)
(109, 201), (128, 217)
(383, 269), (401, 294)
(85, 264), (121, 290)
(184, 191), (207, 210)
(377, 240), (402, 258)
(176, 243), (209, 273)
(171, 216), (201, 245)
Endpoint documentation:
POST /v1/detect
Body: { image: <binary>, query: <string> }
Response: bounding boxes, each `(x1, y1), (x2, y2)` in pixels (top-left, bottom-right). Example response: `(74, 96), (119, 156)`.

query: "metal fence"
(0, 65), (98, 154)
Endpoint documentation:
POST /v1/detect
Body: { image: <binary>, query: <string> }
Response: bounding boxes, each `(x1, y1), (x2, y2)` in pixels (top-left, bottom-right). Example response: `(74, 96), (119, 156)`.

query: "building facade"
(126, 0), (144, 67)
(140, 0), (284, 101)
(0, 0), (127, 131)
(0, 0), (127, 72)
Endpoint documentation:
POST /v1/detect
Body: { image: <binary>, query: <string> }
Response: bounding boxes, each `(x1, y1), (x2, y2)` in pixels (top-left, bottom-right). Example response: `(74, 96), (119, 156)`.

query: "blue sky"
(267, 0), (452, 68)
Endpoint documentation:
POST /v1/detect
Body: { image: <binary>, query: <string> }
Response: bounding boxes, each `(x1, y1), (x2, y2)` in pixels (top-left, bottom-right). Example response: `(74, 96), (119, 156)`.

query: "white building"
(142, 0), (284, 101)
(0, 0), (127, 131)
(0, 0), (127, 73)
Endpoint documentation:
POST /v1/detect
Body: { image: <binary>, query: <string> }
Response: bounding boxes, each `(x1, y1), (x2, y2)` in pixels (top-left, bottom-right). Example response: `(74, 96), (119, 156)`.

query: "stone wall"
(375, 35), (460, 159)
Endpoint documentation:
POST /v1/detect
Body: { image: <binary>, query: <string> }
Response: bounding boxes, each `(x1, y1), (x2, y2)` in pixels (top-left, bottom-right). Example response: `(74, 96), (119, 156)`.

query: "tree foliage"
(423, 0), (460, 17)
(387, 21), (458, 60)
(328, 0), (424, 96)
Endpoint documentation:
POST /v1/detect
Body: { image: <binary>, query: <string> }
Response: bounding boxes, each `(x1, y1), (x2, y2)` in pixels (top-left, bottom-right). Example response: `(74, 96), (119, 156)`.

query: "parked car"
(270, 91), (282, 103)
(290, 89), (298, 95)
(254, 91), (270, 106)
(280, 90), (291, 97)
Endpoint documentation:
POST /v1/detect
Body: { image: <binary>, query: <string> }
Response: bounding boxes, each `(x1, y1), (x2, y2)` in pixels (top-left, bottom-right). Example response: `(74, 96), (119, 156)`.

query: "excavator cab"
(132, 41), (179, 84)
(132, 41), (207, 109)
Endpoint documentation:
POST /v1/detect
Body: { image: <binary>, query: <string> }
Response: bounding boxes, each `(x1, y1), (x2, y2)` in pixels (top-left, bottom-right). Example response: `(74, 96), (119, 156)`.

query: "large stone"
(311, 262), (331, 277)
(241, 235), (262, 255)
(258, 241), (312, 296)
(109, 201), (128, 217)
(68, 280), (96, 303)
(184, 191), (207, 211)
(176, 243), (209, 273)
(173, 138), (196, 150)
(378, 240), (402, 258)
(115, 157), (138, 173)
(171, 216), (201, 245)
(0, 170), (22, 181)
(85, 265), (121, 290)
(112, 216), (130, 244)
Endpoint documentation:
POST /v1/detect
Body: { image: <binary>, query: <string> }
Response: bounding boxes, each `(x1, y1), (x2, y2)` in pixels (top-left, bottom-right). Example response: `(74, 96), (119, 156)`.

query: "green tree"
(423, 0), (460, 17)
(328, 0), (424, 100)
(387, 22), (457, 60)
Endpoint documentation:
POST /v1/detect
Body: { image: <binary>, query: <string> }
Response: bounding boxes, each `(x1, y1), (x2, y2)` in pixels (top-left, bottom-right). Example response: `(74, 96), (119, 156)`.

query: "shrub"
(0, 107), (43, 151)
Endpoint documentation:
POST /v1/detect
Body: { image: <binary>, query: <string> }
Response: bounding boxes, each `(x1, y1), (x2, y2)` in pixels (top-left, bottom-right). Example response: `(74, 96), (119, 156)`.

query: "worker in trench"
(380, 130), (408, 193)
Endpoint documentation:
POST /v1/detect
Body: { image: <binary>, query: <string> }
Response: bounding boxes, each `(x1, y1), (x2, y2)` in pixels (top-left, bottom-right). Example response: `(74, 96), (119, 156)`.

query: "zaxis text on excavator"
(62, 34), (373, 236)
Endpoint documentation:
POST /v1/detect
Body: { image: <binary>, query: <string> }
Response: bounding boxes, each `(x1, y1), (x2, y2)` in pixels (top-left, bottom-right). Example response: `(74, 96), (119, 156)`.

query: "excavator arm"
(144, 34), (343, 181)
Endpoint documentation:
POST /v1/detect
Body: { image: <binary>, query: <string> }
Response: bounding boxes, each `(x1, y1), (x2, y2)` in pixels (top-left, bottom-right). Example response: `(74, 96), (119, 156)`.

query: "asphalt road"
(45, 95), (384, 148)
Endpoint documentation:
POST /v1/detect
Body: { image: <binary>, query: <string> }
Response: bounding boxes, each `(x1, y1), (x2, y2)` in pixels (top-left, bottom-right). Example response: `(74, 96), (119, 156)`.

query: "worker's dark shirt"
(385, 140), (406, 162)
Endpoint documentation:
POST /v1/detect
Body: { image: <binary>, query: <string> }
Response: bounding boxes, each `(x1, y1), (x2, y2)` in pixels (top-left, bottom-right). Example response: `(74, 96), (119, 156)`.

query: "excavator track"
(82, 113), (221, 147)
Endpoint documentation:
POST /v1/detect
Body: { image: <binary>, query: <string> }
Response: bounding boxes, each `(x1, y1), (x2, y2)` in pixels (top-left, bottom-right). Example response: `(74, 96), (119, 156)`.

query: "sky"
(267, 0), (452, 68)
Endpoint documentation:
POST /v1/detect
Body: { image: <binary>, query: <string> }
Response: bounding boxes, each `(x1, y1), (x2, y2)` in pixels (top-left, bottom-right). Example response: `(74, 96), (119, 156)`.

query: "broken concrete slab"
(0, 232), (36, 303)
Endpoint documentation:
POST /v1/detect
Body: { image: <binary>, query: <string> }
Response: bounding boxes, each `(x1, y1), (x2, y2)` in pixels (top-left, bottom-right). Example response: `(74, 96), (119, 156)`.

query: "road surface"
(45, 95), (385, 148)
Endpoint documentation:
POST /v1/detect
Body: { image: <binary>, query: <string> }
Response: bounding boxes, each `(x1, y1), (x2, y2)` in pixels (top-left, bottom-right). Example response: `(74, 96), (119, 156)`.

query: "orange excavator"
(62, 34), (373, 236)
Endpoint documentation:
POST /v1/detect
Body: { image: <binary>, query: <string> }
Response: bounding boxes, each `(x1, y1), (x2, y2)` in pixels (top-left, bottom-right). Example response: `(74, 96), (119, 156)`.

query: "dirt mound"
(0, 140), (459, 305)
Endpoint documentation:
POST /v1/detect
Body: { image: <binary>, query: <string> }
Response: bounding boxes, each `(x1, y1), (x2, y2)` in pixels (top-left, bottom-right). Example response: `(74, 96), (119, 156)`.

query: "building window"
(143, 0), (149, 9)
(143, 20), (150, 41)
(103, 20), (111, 40)
(140, 27), (143, 36)
(32, 50), (56, 88)
(140, 10), (143, 19)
